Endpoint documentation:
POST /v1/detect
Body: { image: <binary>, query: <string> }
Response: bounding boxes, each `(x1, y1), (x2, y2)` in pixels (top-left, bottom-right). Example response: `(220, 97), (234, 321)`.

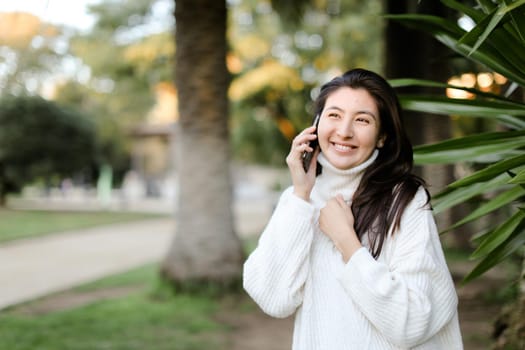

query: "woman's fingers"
(335, 194), (347, 207)
(293, 142), (314, 154)
(292, 131), (317, 148)
(287, 126), (317, 165)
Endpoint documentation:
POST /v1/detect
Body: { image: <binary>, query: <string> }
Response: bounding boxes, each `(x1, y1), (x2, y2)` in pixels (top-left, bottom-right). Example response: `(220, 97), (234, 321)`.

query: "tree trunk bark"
(161, 0), (244, 287)
(0, 182), (4, 206)
(518, 254), (525, 348)
(384, 0), (427, 159)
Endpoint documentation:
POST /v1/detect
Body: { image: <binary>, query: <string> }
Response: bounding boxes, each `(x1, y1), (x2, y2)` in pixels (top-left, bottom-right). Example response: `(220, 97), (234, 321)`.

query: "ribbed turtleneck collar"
(312, 149), (378, 204)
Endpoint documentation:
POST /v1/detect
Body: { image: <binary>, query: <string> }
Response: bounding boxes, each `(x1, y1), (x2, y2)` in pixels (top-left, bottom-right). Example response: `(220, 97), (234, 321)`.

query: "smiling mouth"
(332, 142), (357, 152)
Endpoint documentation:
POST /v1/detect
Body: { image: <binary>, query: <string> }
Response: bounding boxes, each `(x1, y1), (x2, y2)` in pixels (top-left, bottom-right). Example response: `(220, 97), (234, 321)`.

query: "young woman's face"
(317, 87), (384, 170)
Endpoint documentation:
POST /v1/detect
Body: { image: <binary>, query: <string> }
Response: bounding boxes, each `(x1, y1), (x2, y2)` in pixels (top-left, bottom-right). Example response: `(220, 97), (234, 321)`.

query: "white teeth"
(334, 143), (352, 151)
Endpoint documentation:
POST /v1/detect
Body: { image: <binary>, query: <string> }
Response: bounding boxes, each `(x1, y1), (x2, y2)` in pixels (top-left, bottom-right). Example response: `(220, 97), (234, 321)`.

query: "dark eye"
(356, 117), (370, 124)
(328, 113), (340, 119)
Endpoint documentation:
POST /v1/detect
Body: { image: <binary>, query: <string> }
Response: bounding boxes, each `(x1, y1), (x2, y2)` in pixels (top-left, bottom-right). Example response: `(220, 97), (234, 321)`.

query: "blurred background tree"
(229, 0), (383, 164)
(0, 0), (384, 187)
(160, 0), (245, 289)
(0, 95), (97, 205)
(55, 0), (174, 184)
(0, 12), (62, 96)
(0, 1), (175, 186)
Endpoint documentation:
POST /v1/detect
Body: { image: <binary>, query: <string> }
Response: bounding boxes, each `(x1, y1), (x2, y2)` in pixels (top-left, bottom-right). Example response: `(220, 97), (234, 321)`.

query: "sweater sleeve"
(337, 187), (458, 348)
(243, 187), (316, 318)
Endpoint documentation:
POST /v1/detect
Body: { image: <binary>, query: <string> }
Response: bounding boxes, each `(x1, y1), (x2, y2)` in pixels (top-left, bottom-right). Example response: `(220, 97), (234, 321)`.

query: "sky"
(0, 0), (100, 31)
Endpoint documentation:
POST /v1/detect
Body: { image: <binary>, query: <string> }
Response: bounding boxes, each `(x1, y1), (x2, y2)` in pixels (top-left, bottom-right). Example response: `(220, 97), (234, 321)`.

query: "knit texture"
(243, 151), (463, 349)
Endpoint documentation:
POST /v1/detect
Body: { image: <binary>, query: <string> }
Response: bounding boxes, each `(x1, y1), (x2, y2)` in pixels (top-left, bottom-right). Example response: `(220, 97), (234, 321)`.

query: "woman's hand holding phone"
(286, 122), (319, 202)
(302, 114), (320, 172)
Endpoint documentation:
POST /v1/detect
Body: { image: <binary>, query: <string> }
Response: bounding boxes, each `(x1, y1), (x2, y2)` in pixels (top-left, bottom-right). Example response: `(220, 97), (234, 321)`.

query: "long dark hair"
(314, 68), (428, 259)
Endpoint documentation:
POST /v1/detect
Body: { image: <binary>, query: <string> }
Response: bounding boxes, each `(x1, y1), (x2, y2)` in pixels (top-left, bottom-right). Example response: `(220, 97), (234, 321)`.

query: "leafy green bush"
(0, 95), (99, 203)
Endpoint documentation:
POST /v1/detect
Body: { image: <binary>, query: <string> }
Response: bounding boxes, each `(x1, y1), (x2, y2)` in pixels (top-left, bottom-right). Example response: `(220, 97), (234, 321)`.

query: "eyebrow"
(325, 106), (378, 120)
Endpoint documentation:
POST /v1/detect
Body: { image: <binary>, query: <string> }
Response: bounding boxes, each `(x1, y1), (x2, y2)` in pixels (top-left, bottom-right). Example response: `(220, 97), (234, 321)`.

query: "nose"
(336, 118), (354, 138)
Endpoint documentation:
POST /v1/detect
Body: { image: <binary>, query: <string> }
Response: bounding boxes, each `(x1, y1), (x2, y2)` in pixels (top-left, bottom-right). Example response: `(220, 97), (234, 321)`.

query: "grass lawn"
(0, 264), (234, 350)
(0, 209), (167, 243)
(0, 209), (248, 349)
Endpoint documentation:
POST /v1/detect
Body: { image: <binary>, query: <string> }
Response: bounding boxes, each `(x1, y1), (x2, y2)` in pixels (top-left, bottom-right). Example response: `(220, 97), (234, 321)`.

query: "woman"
(243, 68), (463, 349)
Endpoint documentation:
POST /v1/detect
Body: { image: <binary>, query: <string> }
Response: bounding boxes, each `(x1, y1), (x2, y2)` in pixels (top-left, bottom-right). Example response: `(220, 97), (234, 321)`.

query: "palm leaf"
(432, 173), (511, 213)
(414, 143), (522, 164)
(477, 0), (498, 14)
(415, 130), (525, 152)
(509, 168), (525, 184)
(442, 0), (485, 21)
(414, 130), (525, 164)
(443, 186), (525, 232)
(458, 4), (525, 67)
(463, 220), (525, 283)
(386, 13), (525, 86)
(383, 13), (464, 36)
(466, 6), (506, 54)
(470, 225), (496, 245)
(507, 1), (525, 42)
(470, 208), (525, 259)
(448, 154), (525, 188)
(496, 115), (525, 129)
(390, 78), (508, 101)
(399, 95), (525, 118)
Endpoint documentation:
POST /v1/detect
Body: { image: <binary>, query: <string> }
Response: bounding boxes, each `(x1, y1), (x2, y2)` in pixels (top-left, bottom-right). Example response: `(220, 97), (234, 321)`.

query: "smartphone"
(302, 114), (320, 172)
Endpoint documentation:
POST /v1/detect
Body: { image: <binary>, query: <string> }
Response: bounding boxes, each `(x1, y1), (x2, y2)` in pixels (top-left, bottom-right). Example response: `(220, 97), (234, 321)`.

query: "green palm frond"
(388, 0), (525, 283)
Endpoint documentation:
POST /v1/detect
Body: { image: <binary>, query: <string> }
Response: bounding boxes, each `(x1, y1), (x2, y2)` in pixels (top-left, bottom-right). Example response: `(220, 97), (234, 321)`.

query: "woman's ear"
(376, 135), (386, 148)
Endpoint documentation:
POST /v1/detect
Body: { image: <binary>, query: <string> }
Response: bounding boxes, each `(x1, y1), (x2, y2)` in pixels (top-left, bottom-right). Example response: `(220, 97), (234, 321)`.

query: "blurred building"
(128, 82), (178, 198)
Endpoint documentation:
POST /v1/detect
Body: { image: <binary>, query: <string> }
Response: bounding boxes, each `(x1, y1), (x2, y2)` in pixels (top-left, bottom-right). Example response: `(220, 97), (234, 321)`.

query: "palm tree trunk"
(160, 0), (244, 287)
(494, 253), (525, 349)
(518, 255), (525, 348)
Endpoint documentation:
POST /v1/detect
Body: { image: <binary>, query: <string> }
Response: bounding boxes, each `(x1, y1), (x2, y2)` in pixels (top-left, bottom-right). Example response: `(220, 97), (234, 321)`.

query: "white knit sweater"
(243, 151), (463, 349)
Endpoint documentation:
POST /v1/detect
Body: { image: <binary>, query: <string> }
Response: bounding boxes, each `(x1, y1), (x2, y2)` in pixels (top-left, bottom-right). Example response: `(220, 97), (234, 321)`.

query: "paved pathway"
(0, 218), (173, 310)
(0, 198), (275, 310)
